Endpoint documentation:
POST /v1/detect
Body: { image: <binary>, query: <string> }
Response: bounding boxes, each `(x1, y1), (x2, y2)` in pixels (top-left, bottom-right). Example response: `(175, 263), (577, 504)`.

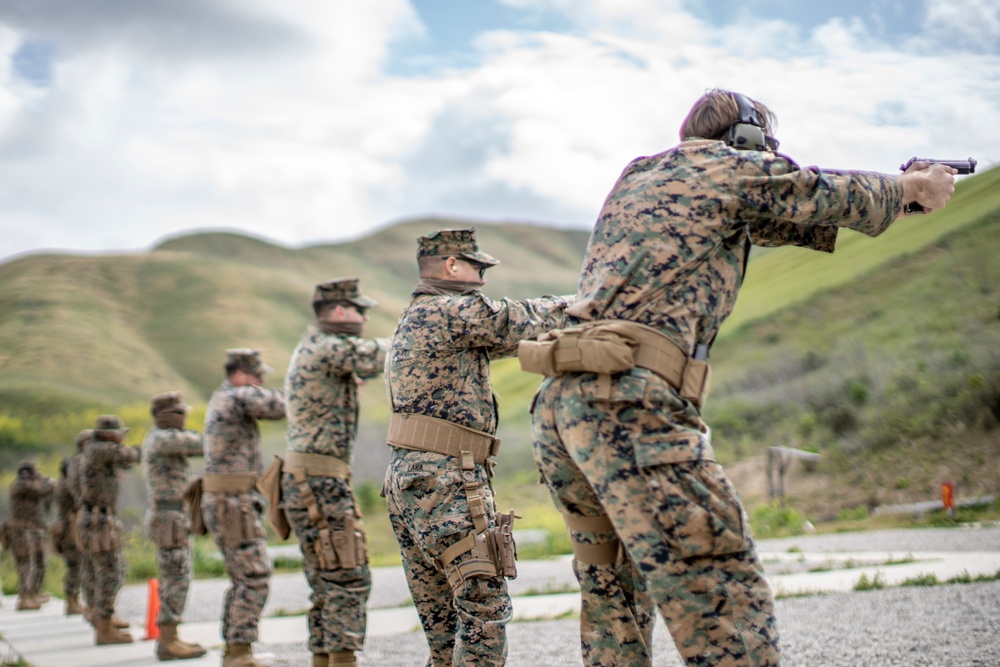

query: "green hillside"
(2, 167), (999, 521)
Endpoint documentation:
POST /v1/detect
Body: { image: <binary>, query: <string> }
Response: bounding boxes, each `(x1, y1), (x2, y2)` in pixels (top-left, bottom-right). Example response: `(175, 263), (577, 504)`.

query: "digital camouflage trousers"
(384, 448), (512, 667)
(281, 472), (371, 655)
(203, 492), (272, 644)
(532, 371), (780, 667)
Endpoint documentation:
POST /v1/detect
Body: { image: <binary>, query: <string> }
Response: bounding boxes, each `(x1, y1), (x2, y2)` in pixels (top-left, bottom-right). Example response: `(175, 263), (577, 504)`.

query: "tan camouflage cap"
(150, 391), (190, 416)
(417, 228), (499, 266)
(312, 278), (378, 308)
(225, 348), (274, 376)
(94, 414), (129, 434)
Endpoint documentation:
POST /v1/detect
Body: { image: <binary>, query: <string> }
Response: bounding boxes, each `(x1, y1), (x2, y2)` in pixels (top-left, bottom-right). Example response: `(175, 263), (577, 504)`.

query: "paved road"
(2, 525), (998, 666)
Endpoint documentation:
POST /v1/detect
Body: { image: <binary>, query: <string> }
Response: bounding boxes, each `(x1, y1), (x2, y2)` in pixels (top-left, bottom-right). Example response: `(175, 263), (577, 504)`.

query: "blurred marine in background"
(202, 348), (286, 667)
(2, 461), (54, 611)
(143, 391), (208, 661)
(77, 415), (141, 645)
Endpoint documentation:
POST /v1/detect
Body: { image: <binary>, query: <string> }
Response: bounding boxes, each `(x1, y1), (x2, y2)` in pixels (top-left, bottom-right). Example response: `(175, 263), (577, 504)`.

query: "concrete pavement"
(2, 525), (998, 666)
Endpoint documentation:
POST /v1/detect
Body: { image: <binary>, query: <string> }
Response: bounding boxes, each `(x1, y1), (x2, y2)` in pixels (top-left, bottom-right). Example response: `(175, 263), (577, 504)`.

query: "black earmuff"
(726, 93), (778, 152)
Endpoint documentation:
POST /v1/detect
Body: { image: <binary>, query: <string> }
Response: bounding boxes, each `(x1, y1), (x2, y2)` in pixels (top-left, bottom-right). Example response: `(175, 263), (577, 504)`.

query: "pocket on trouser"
(233, 542), (273, 580)
(10, 533), (31, 560)
(151, 514), (189, 549)
(640, 460), (751, 560)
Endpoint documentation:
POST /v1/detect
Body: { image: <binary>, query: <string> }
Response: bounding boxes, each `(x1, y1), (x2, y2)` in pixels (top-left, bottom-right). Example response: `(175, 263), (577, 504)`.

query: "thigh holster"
(562, 512), (620, 565)
(435, 451), (519, 590)
(286, 455), (367, 571)
(80, 507), (123, 554)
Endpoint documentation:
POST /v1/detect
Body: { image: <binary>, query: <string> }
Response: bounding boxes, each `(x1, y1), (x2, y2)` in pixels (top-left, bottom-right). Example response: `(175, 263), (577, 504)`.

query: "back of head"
(224, 348), (273, 377)
(150, 391), (189, 416)
(312, 278), (378, 316)
(94, 414), (128, 442)
(17, 461), (36, 478)
(679, 88), (776, 143)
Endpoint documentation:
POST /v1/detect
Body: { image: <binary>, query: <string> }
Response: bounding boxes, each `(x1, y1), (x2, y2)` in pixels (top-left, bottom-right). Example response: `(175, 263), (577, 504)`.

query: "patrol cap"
(150, 391), (190, 416)
(417, 228), (499, 267)
(312, 278), (378, 309)
(225, 348), (273, 376)
(94, 414), (129, 434)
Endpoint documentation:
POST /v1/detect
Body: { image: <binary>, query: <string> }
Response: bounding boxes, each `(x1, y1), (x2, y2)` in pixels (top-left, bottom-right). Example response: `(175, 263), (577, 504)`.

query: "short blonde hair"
(679, 88), (776, 142)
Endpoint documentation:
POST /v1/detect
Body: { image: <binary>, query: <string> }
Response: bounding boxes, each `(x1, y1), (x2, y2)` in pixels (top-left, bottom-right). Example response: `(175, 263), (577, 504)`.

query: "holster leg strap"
(562, 511), (620, 565)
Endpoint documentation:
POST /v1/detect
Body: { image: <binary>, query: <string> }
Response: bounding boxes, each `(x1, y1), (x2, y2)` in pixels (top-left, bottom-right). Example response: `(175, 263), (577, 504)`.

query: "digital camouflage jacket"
(285, 326), (389, 461)
(388, 291), (572, 433)
(143, 427), (204, 505)
(79, 438), (140, 509)
(204, 381), (286, 475)
(567, 139), (904, 355)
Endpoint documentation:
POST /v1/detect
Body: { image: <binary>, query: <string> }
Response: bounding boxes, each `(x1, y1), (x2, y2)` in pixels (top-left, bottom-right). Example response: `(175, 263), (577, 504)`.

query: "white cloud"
(0, 0), (998, 260)
(922, 0), (1000, 51)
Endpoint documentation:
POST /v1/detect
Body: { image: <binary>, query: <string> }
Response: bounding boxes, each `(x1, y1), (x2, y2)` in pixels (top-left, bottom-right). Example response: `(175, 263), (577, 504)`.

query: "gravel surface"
(114, 525), (1000, 666)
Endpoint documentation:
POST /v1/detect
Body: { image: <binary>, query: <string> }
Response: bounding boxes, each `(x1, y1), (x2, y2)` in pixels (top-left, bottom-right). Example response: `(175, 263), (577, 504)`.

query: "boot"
(15, 595), (41, 611)
(94, 617), (134, 645)
(111, 614), (131, 629)
(330, 650), (356, 667)
(66, 595), (85, 615)
(222, 643), (261, 667)
(312, 653), (328, 667)
(156, 623), (207, 661)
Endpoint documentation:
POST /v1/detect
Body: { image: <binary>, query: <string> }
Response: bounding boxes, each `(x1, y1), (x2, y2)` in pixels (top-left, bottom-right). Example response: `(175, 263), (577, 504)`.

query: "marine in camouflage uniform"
(142, 391), (208, 661)
(66, 429), (100, 622)
(5, 461), (54, 611)
(76, 415), (141, 645)
(202, 348), (286, 667)
(282, 278), (390, 667)
(53, 455), (85, 615)
(383, 228), (572, 666)
(528, 89), (957, 667)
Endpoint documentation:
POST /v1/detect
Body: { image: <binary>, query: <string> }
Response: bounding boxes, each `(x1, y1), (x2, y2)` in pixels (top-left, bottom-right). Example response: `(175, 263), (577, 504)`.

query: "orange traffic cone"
(144, 578), (160, 641)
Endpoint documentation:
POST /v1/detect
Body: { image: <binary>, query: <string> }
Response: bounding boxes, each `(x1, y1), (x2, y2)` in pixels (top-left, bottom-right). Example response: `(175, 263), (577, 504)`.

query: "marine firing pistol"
(899, 157), (977, 213)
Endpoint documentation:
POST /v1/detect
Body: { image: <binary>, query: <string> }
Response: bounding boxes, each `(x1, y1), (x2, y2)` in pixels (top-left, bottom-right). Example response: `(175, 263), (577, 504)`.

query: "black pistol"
(899, 157), (977, 213)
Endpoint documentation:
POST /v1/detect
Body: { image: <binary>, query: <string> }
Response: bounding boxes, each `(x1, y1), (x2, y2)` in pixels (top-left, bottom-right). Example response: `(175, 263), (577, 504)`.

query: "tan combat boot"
(222, 643), (260, 667)
(330, 650), (356, 666)
(156, 623), (207, 661)
(94, 617), (135, 645)
(111, 614), (131, 629)
(65, 595), (85, 615)
(15, 595), (41, 611)
(311, 653), (328, 667)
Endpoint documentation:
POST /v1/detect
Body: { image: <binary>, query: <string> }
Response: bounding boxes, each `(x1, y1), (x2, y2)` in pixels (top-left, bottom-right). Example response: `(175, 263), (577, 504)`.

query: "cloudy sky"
(0, 0), (997, 260)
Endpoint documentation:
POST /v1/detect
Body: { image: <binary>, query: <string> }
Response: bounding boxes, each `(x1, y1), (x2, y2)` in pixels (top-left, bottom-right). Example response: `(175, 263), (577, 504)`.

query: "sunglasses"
(462, 258), (489, 278)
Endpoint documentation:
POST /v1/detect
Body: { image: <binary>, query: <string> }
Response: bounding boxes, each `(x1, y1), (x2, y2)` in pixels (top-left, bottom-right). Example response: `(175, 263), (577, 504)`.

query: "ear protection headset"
(726, 93), (778, 151)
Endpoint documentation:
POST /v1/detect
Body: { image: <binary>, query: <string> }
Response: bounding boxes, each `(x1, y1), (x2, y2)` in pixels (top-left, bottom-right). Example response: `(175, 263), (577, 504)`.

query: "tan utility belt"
(2, 519), (38, 530)
(202, 472), (258, 494)
(518, 319), (711, 408)
(387, 412), (501, 464)
(284, 451), (352, 479)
